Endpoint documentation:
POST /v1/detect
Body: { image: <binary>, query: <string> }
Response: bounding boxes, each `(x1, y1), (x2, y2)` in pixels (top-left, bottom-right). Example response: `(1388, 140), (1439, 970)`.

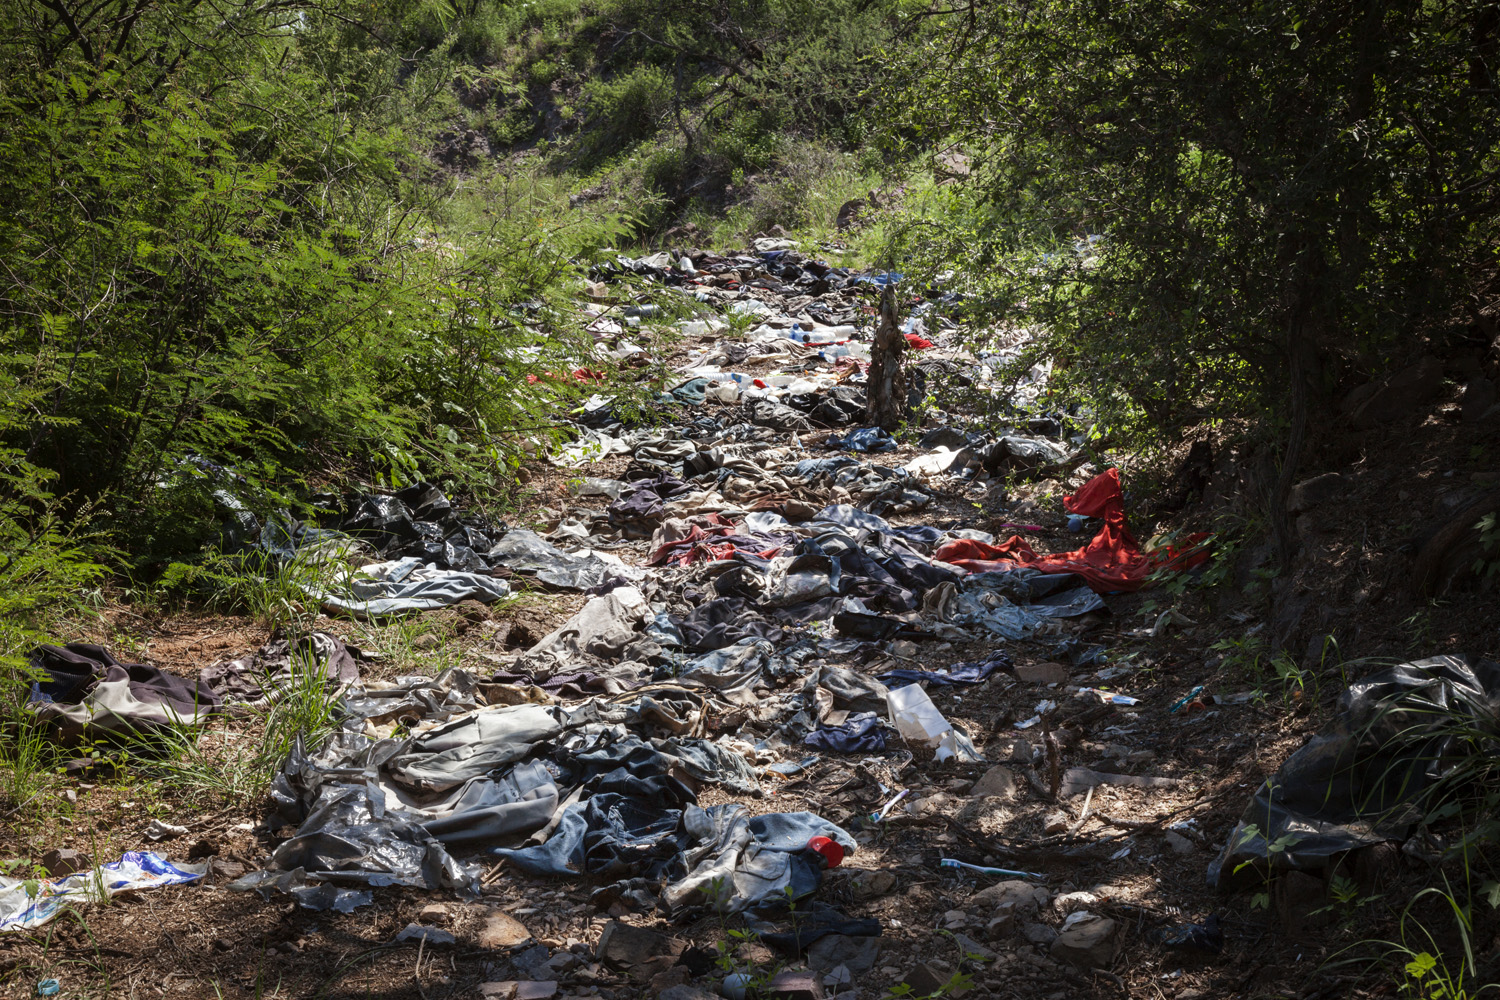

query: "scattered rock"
(942, 909), (970, 930)
(42, 848), (90, 877)
(1049, 914), (1119, 969)
(901, 963), (970, 997)
(807, 933), (881, 974)
(1287, 472), (1351, 514)
(1043, 811), (1070, 834)
(411, 632), (441, 651)
(952, 933), (997, 962)
(595, 920), (686, 980)
(968, 765), (1018, 799)
(993, 737), (1033, 764)
(933, 150), (972, 181)
(542, 952), (580, 976)
(658, 986), (717, 1000)
(822, 964), (853, 990)
(1021, 921), (1058, 947)
(849, 869), (897, 899)
(479, 910), (534, 949)
(209, 858), (246, 879)
(512, 943), (552, 978)
(985, 912), (1015, 939)
(509, 983), (559, 1000)
(647, 967), (690, 993)
(1015, 662), (1069, 685)
(766, 969), (826, 1000)
(1343, 357), (1444, 428)
(418, 903), (451, 925)
(1165, 830), (1196, 854)
(1463, 377), (1498, 422)
(394, 923), (454, 945)
(970, 880), (1049, 916)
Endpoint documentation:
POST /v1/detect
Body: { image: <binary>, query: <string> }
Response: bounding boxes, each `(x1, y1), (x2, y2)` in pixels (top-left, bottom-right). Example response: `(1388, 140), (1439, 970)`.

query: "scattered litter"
(938, 858), (1043, 880)
(1076, 688), (1140, 706)
(144, 820), (189, 841)
(1151, 914), (1223, 952)
(0, 853), (206, 932)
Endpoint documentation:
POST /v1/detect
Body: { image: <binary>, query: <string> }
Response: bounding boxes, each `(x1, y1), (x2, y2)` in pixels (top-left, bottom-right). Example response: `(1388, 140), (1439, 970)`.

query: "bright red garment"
(903, 332), (933, 349)
(933, 468), (1209, 593)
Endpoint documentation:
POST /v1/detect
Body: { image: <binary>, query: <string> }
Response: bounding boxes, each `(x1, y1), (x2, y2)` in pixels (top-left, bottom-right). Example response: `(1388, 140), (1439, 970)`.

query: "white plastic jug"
(887, 684), (951, 746)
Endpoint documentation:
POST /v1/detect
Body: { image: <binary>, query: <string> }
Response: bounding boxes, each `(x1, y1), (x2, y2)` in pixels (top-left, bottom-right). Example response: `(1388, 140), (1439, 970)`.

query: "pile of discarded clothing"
(236, 667), (855, 920)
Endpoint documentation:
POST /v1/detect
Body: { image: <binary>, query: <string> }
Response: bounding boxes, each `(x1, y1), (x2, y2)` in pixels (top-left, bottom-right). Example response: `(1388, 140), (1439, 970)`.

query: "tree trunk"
(867, 283), (907, 431)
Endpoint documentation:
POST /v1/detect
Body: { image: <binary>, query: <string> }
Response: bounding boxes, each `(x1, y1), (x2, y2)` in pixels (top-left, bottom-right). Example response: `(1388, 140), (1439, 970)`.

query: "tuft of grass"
(153, 642), (345, 799)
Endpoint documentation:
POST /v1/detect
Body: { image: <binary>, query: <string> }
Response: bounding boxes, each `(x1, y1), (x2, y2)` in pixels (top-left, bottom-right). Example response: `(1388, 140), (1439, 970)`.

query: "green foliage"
(577, 65), (675, 165)
(1472, 512), (1500, 584)
(881, 0), (1500, 451)
(0, 0), (631, 586)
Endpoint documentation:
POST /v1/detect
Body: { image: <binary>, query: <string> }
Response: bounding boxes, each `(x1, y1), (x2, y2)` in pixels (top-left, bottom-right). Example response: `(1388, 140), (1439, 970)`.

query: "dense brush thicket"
(0, 0), (638, 659)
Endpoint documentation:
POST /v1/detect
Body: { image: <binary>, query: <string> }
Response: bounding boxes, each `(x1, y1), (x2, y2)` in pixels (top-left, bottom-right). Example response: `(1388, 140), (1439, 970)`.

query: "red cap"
(806, 836), (845, 868)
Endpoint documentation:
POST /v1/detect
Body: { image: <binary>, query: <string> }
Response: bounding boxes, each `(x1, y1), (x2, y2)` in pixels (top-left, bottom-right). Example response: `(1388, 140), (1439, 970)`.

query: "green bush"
(0, 0), (626, 576)
(576, 65), (674, 165)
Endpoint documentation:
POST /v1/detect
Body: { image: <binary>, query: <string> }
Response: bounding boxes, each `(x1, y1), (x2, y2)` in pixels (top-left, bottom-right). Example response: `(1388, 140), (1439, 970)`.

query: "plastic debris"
(0, 853), (206, 932)
(938, 858), (1044, 880)
(1076, 688), (1141, 706)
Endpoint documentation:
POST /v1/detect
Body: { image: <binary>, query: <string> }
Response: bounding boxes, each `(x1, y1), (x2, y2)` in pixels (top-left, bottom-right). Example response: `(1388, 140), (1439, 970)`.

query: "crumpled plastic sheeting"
(266, 734), (480, 893)
(321, 557), (512, 616)
(934, 468), (1210, 593)
(228, 867), (373, 913)
(1210, 656), (1500, 885)
(487, 529), (645, 591)
(0, 853), (206, 932)
(662, 806), (858, 916)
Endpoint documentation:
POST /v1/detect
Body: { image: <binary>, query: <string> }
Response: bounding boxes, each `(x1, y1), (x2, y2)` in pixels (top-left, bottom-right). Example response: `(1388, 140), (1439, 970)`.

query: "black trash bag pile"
(1211, 655), (1500, 885)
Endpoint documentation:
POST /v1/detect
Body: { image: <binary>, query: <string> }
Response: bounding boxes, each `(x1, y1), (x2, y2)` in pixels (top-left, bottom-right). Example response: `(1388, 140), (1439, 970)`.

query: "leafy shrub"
(576, 65), (674, 165)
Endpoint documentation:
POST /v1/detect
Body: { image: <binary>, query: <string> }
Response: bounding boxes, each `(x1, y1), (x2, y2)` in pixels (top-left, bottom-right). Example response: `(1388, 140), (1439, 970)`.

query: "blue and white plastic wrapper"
(0, 852), (207, 932)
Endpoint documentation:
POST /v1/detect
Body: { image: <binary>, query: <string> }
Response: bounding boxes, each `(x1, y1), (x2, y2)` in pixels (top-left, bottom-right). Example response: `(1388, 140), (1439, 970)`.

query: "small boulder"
(1287, 472), (1350, 514)
(478, 910), (533, 949)
(1165, 830), (1196, 854)
(1021, 921), (1058, 946)
(970, 880), (1049, 916)
(1015, 662), (1069, 685)
(807, 933), (881, 974)
(1050, 914), (1120, 969)
(993, 737), (1033, 765)
(42, 848), (90, 877)
(952, 933), (997, 962)
(418, 903), (451, 925)
(968, 766), (1018, 799)
(1343, 357), (1444, 428)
